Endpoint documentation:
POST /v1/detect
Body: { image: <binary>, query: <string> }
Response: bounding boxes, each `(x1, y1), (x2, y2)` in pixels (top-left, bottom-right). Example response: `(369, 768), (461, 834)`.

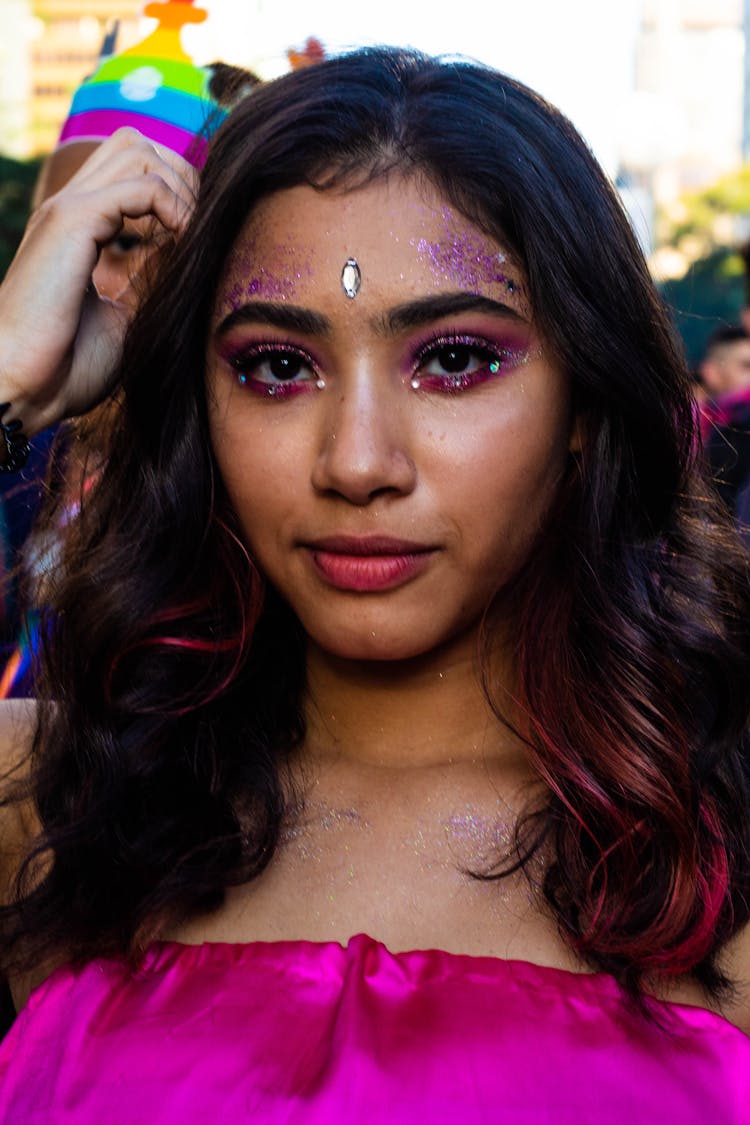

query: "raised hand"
(0, 128), (198, 436)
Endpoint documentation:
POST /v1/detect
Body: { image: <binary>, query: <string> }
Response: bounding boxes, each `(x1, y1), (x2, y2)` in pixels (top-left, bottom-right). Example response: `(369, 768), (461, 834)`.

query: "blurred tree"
(660, 247), (745, 370)
(660, 166), (750, 262)
(656, 166), (750, 369)
(0, 155), (42, 280)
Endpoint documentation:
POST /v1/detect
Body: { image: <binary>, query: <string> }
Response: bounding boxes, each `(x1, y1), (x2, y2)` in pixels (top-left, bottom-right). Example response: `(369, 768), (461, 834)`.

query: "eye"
(229, 344), (319, 398)
(113, 233), (144, 253)
(424, 343), (497, 377)
(103, 232), (147, 260)
(411, 335), (531, 394)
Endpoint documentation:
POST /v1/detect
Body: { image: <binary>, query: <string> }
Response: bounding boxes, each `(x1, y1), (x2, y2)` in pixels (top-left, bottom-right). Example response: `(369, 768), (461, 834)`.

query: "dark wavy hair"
(3, 47), (750, 1000)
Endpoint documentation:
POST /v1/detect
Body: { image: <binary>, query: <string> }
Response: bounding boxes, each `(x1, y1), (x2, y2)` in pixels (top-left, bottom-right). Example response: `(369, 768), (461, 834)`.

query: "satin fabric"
(0, 934), (748, 1123)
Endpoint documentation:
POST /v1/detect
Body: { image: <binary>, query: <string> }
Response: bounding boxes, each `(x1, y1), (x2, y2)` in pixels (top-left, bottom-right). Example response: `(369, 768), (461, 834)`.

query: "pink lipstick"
(304, 536), (435, 592)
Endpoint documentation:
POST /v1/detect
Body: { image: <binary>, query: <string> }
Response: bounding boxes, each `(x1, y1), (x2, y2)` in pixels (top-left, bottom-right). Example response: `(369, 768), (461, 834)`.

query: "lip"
(302, 536), (437, 592)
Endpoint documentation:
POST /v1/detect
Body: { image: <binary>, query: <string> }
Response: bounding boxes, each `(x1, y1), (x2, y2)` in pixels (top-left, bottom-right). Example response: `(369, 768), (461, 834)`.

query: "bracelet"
(0, 403), (30, 474)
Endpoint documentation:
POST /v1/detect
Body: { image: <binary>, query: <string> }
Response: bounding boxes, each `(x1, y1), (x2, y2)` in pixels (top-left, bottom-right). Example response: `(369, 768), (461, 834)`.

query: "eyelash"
(226, 333), (532, 398)
(409, 333), (531, 394)
(228, 341), (320, 398)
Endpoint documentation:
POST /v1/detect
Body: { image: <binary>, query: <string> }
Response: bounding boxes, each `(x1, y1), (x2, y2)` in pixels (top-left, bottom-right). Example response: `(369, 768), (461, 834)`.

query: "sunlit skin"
(207, 177), (576, 688)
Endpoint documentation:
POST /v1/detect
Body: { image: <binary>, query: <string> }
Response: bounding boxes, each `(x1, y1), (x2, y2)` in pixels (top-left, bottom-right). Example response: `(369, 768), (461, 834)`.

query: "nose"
(311, 372), (417, 505)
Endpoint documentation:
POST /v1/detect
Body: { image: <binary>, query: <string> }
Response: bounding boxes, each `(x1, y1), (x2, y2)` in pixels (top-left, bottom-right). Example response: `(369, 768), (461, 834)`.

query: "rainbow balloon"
(57, 0), (226, 166)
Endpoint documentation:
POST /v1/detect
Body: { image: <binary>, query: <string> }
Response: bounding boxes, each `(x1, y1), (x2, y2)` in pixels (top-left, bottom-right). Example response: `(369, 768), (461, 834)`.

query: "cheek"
(433, 402), (570, 507)
(435, 403), (571, 571)
(92, 257), (127, 301)
(209, 407), (302, 547)
(93, 252), (142, 301)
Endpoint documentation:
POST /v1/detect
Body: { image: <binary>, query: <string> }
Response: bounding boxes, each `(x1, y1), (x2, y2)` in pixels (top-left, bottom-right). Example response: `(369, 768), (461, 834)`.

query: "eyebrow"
(214, 290), (526, 341)
(215, 302), (331, 338)
(378, 291), (526, 334)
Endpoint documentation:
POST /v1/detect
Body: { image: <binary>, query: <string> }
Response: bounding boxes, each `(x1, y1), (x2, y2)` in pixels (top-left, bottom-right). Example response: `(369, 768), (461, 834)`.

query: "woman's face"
(206, 175), (575, 663)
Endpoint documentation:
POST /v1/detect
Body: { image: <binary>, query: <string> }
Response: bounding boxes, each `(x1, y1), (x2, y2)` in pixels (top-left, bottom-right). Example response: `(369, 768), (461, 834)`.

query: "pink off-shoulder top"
(0, 933), (748, 1122)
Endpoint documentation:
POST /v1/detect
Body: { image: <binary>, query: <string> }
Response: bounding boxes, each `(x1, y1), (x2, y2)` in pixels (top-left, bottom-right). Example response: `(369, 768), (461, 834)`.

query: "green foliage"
(660, 165), (750, 256)
(656, 165), (750, 368)
(0, 154), (42, 279)
(659, 247), (745, 369)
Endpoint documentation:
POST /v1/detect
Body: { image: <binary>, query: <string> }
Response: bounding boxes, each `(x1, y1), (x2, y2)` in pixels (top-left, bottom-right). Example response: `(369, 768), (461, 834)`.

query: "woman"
(0, 48), (748, 1121)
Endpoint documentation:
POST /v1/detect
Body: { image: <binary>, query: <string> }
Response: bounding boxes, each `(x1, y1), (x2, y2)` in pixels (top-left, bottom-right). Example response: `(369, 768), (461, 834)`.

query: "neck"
(302, 632), (528, 774)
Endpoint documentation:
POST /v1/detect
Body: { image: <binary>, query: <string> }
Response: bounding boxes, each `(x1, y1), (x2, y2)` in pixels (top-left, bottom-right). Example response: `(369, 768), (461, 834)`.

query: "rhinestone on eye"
(341, 258), (361, 299)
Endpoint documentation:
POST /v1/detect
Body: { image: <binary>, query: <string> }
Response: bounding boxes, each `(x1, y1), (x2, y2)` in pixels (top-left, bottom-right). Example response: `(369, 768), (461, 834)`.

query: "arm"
(0, 129), (198, 443)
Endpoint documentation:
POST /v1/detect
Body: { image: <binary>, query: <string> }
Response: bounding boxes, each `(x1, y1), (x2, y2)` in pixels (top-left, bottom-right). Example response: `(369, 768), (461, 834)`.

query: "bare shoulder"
(0, 699), (39, 902)
(717, 922), (750, 1036)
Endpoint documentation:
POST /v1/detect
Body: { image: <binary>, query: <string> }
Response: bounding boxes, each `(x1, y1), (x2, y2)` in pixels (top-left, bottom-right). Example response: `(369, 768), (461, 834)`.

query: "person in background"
(0, 0), (257, 698)
(699, 323), (750, 400)
(698, 323), (750, 535)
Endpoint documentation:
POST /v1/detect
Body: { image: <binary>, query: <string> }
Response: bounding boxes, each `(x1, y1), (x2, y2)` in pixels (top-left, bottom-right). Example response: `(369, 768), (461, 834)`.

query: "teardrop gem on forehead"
(341, 258), (361, 299)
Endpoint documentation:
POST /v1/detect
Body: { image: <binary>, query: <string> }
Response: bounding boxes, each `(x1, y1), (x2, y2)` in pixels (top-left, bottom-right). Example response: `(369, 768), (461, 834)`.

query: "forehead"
(215, 176), (526, 317)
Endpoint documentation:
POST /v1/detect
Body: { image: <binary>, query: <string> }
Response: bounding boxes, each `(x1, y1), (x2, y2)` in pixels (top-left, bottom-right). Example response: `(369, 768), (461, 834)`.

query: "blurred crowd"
(694, 239), (750, 540)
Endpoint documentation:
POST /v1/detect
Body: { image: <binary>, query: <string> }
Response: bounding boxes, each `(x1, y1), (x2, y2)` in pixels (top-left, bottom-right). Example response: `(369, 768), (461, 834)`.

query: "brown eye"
(230, 344), (319, 394)
(435, 345), (472, 373)
(269, 354), (304, 380)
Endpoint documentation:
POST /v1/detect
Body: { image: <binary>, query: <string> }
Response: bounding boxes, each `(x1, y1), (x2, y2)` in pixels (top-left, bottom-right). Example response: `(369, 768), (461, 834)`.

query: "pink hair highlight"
(104, 515), (263, 713)
(501, 552), (734, 984)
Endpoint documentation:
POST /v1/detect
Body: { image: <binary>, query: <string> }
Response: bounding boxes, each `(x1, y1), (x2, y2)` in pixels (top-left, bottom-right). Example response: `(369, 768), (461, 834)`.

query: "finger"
(67, 157), (198, 237)
(75, 143), (199, 215)
(64, 128), (200, 206)
(85, 172), (197, 236)
(30, 171), (196, 259)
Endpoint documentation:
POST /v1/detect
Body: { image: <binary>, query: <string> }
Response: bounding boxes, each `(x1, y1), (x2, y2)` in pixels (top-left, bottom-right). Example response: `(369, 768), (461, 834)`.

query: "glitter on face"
(410, 206), (523, 304)
(217, 238), (312, 317)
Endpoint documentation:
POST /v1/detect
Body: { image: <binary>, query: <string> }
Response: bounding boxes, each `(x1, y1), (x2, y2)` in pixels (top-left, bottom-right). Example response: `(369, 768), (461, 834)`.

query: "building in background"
(617, 0), (746, 271)
(0, 1), (34, 157)
(30, 0), (142, 155)
(0, 0), (143, 158)
(638, 0), (743, 195)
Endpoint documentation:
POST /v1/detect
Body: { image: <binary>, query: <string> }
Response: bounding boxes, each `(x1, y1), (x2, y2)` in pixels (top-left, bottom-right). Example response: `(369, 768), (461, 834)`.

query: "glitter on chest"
(407, 803), (516, 872)
(281, 797), (521, 877)
(280, 802), (370, 866)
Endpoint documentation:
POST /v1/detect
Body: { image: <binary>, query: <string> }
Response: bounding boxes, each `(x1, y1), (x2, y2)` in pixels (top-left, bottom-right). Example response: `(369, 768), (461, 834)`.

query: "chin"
(304, 615), (475, 667)
(317, 634), (432, 664)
